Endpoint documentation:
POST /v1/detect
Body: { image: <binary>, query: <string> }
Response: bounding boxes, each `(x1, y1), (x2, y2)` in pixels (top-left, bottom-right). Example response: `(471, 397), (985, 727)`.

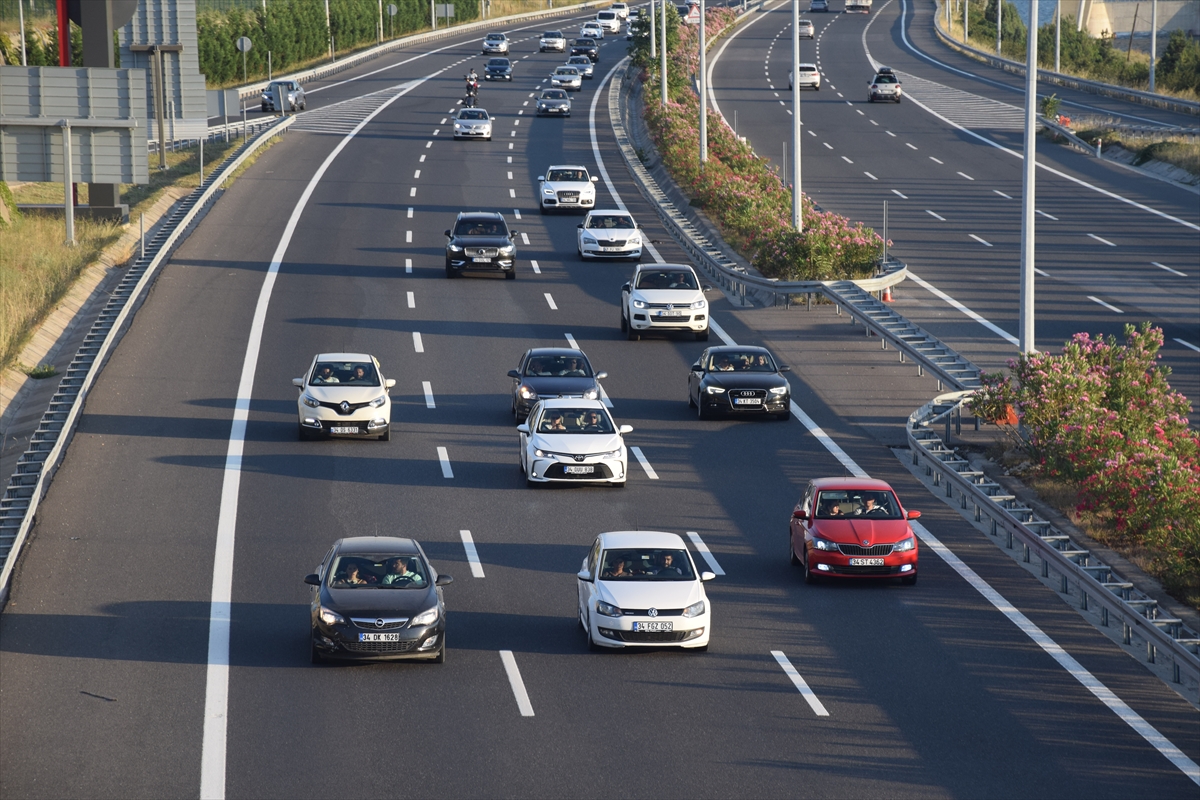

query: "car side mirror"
(621, 282), (631, 292)
(292, 378), (304, 388)
(637, 223), (643, 228)
(700, 571), (716, 582)
(507, 369), (521, 379)
(385, 378), (396, 389)
(444, 229), (452, 237)
(435, 574), (454, 587)
(618, 424), (633, 434)
(595, 371), (608, 380)
(577, 223), (584, 228)
(702, 284), (713, 292)
(537, 175), (545, 181)
(576, 569), (593, 582)
(779, 365), (791, 372)
(591, 176), (599, 182)
(509, 230), (518, 238)
(303, 573), (320, 586)
(690, 363), (702, 372)
(907, 510), (922, 520)
(792, 509), (808, 520)
(517, 423), (530, 434)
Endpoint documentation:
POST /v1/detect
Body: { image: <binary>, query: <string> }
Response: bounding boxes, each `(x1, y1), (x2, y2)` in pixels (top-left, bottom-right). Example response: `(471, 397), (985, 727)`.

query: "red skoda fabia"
(789, 478), (921, 584)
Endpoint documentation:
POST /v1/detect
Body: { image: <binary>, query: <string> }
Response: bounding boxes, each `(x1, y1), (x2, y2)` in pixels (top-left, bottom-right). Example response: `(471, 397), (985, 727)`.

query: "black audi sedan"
(484, 57), (513, 81)
(507, 347), (609, 421)
(305, 537), (452, 663)
(570, 37), (599, 61)
(688, 346), (792, 420)
(445, 211), (518, 279)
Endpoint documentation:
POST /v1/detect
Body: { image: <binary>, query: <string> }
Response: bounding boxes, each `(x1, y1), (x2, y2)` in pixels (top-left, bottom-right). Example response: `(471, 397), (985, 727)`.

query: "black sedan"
(688, 346), (792, 420)
(507, 347), (608, 421)
(484, 57), (513, 81)
(305, 537), (453, 663)
(445, 211), (518, 279)
(570, 38), (599, 61)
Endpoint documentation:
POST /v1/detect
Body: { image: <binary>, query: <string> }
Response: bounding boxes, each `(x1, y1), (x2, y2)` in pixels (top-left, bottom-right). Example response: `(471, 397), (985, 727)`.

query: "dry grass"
(1071, 120), (1200, 176)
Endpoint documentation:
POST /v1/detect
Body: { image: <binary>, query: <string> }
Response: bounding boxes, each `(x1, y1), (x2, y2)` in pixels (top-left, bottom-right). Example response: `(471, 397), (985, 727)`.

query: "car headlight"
(301, 393), (320, 408)
(705, 386), (726, 395)
(682, 600), (705, 618)
(768, 386), (788, 395)
(582, 234), (597, 244)
(631, 299), (646, 309)
(893, 537), (916, 552)
(582, 388), (599, 400)
(596, 600), (622, 617)
(689, 299), (707, 310)
(534, 448), (547, 458)
(627, 234), (642, 245)
(600, 448), (621, 459)
(813, 537), (839, 552)
(449, 244), (463, 252)
(543, 187), (556, 195)
(319, 606), (344, 626)
(370, 394), (387, 408)
(519, 385), (537, 400)
(410, 606), (439, 627)
(499, 245), (515, 255)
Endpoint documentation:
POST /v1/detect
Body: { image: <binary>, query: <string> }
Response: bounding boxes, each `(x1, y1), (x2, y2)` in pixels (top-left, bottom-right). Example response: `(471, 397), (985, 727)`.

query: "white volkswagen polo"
(294, 353), (395, 441)
(517, 399), (630, 487)
(577, 531), (715, 650)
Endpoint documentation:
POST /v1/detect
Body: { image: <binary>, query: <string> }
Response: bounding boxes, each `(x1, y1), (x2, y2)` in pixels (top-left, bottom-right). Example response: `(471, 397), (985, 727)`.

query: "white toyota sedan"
(580, 22), (604, 39)
(539, 164), (598, 213)
(621, 263), (711, 340)
(577, 209), (642, 260)
(577, 531), (714, 650)
(294, 353), (395, 440)
(517, 399), (630, 487)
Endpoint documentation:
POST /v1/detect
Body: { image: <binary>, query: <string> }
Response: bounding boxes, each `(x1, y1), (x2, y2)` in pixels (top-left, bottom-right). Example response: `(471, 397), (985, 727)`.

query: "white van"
(596, 10), (621, 32)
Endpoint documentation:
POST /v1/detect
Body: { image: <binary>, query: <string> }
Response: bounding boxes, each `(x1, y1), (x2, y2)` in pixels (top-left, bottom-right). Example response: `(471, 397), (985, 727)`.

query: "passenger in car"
(315, 365), (339, 383)
(562, 358), (586, 377)
(603, 559), (631, 578)
(339, 563), (371, 585)
(541, 413), (567, 432)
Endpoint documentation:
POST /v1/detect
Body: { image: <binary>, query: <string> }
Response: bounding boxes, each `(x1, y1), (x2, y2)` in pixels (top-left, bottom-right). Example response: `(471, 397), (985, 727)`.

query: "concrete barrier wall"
(1074, 0), (1200, 38)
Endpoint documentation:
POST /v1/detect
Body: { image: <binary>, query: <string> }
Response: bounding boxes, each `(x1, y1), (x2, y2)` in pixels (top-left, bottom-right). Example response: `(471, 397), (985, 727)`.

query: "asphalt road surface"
(2, 5), (1198, 799)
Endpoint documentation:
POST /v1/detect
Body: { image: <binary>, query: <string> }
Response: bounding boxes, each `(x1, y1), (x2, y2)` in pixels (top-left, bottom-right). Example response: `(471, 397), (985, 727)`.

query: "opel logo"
(862, 540), (870, 546)
(340, 401), (350, 413)
(647, 608), (658, 617)
(374, 619), (385, 628)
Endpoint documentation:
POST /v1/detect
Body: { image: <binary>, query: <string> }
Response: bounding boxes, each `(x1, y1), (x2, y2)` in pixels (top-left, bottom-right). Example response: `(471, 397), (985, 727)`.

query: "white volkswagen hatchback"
(578, 531), (714, 650)
(294, 353), (395, 440)
(621, 263), (711, 340)
(577, 209), (642, 260)
(517, 399), (630, 487)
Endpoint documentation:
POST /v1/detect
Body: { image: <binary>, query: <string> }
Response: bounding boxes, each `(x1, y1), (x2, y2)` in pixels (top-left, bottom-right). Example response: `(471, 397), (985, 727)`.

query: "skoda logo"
(374, 619), (385, 628)
(340, 401), (350, 413)
(647, 608), (658, 617)
(862, 540), (870, 546)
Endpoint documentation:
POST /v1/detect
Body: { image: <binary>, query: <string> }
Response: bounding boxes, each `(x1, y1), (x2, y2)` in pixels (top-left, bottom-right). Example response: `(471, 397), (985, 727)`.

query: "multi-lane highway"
(2, 4), (1198, 798)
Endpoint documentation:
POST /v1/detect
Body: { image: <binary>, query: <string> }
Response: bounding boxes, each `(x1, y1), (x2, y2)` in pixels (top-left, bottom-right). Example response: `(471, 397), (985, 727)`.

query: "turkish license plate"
(600, 247), (624, 252)
(565, 465), (595, 475)
(359, 632), (400, 642)
(472, 257), (491, 262)
(849, 558), (885, 566)
(656, 310), (685, 317)
(734, 398), (762, 405)
(330, 426), (359, 434)
(632, 621), (673, 632)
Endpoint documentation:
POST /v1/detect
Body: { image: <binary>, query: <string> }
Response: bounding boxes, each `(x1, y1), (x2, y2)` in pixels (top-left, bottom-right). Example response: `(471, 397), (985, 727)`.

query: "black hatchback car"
(571, 38), (599, 61)
(507, 347), (608, 421)
(484, 57), (513, 81)
(688, 346), (792, 420)
(445, 211), (518, 279)
(305, 537), (453, 663)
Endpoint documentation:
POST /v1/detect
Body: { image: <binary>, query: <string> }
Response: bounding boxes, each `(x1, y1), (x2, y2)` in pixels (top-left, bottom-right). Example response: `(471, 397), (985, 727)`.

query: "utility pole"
(1019, 0), (1038, 354)
(791, 0), (801, 231)
(661, 0), (668, 107)
(699, 0), (707, 165)
(1055, 0), (1061, 72)
(326, 0), (333, 58)
(1149, 0), (1157, 91)
(17, 0), (26, 65)
(650, 0), (656, 59)
(996, 0), (1001, 55)
(964, 0), (968, 43)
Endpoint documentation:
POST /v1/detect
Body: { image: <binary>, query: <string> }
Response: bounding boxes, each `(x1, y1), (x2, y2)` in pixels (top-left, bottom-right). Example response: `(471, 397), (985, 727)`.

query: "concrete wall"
(1075, 0), (1200, 38)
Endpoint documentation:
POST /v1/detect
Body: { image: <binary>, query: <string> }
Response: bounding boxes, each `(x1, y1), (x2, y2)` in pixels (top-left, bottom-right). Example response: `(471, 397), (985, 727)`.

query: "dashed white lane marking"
(410, 187), (417, 197)
(511, 131), (516, 137)
(841, 156), (853, 164)
(836, 92), (843, 97)
(772, 651), (831, 716)
(957, 171), (975, 180)
(425, 141), (432, 148)
(440, 118), (447, 124)
(433, 129), (439, 135)
(1088, 233), (1117, 247)
(405, 258), (412, 274)
(513, 119), (520, 126)
(1153, 262), (1187, 277)
(413, 169), (421, 179)
(509, 142), (514, 149)
(499, 651), (535, 717)
(508, 171), (513, 179)
(864, 172), (877, 180)
(422, 380), (435, 408)
(460, 530), (485, 578)
(630, 447), (658, 480)
(870, 119), (878, 125)
(929, 156), (943, 164)
(686, 532), (726, 576)
(510, 189), (516, 198)
(891, 189), (908, 199)
(513, 209), (522, 220)
(407, 207), (414, 218)
(808, 130), (817, 136)
(822, 142), (833, 149)
(1088, 296), (1124, 313)
(406, 230), (412, 243)
(1037, 209), (1058, 220)
(406, 291), (415, 308)
(544, 293), (557, 310)
(886, 131), (896, 137)
(530, 259), (541, 274)
(905, 142), (918, 150)
(856, 109), (864, 115)
(1035, 268), (1051, 277)
(994, 189), (1012, 199)
(412, 332), (424, 353)
(437, 447), (454, 478)
(521, 232), (530, 245)
(926, 210), (945, 221)
(1174, 338), (1200, 352)
(970, 234), (992, 247)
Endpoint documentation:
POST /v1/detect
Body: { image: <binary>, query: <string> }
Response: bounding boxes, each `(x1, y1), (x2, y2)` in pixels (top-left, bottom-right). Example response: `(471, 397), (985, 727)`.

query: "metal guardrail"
(0, 116), (296, 607)
(908, 392), (1200, 700)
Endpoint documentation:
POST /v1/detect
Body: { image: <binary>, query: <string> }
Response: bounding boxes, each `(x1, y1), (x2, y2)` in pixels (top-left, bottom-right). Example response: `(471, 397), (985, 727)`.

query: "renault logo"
(647, 608), (658, 617)
(340, 401), (350, 413)
(375, 619), (385, 628)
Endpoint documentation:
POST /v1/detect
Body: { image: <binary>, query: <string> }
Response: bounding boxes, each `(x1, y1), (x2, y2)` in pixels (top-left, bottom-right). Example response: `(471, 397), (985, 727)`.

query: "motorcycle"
(464, 74), (480, 108)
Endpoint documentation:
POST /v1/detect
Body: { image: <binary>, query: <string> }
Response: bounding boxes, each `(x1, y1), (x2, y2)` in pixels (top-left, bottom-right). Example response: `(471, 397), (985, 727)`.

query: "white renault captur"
(620, 263), (711, 341)
(294, 353), (395, 441)
(517, 399), (630, 487)
(538, 164), (597, 213)
(578, 531), (714, 650)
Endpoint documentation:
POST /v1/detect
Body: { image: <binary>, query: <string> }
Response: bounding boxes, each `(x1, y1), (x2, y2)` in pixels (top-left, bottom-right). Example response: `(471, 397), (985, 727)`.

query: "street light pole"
(1055, 0), (1061, 72)
(699, 0), (707, 166)
(1149, 0), (1157, 92)
(661, 0), (668, 107)
(996, 0), (1001, 55)
(791, 0), (801, 231)
(650, 0), (656, 59)
(1019, 0), (1038, 354)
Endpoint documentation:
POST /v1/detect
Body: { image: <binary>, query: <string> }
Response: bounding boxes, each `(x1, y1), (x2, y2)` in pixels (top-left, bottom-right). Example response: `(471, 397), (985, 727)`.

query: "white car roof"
(536, 397), (607, 410)
(635, 262), (696, 274)
(598, 531), (688, 549)
(546, 164), (589, 171)
(316, 352), (374, 362)
(587, 209), (632, 216)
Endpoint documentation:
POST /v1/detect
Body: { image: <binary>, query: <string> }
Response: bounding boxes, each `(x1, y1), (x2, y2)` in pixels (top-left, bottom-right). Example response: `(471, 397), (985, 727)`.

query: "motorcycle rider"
(464, 68), (480, 107)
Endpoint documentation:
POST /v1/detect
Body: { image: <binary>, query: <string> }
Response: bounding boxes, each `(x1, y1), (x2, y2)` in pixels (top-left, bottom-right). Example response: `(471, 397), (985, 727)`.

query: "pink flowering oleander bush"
(969, 323), (1200, 600)
(631, 9), (885, 280)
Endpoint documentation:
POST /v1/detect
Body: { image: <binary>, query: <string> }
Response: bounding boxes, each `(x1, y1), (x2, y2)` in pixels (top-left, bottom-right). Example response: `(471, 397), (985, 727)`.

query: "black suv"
(444, 212), (518, 279)
(570, 38), (599, 62)
(484, 57), (513, 81)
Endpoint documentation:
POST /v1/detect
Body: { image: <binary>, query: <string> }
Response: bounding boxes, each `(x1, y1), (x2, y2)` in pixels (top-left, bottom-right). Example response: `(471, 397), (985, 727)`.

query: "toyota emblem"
(339, 401), (350, 413)
(374, 618), (385, 628)
(574, 455), (585, 462)
(647, 608), (658, 617)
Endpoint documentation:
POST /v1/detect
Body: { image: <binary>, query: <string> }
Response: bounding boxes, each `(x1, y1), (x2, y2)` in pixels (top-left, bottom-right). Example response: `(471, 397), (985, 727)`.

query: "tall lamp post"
(699, 0), (707, 166)
(661, 0), (668, 107)
(791, 0), (802, 231)
(1019, 0), (1039, 354)
(650, 0), (656, 59)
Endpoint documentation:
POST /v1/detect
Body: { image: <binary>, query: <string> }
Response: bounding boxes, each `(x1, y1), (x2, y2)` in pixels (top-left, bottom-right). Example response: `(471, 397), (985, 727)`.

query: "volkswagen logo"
(339, 401), (350, 413)
(666, 304), (674, 311)
(862, 540), (870, 546)
(374, 619), (385, 628)
(647, 608), (658, 617)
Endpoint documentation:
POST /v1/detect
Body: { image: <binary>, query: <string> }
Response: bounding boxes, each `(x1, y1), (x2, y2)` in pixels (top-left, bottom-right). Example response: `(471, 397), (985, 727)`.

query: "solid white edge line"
(771, 651), (831, 716)
(422, 380), (435, 409)
(412, 332), (425, 352)
(630, 446), (658, 479)
(686, 531), (726, 576)
(906, 272), (1019, 346)
(1174, 338), (1200, 353)
(499, 650), (535, 716)
(788, 400), (869, 478)
(437, 446), (454, 478)
(460, 530), (485, 578)
(199, 70), (435, 800)
(1088, 295), (1124, 313)
(709, 319), (736, 346)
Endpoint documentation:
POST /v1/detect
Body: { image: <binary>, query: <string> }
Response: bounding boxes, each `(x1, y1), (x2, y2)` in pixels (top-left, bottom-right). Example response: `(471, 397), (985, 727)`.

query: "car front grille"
(728, 389), (767, 400)
(620, 608), (683, 616)
(837, 544), (895, 556)
(827, 565), (903, 575)
(604, 630), (691, 643)
(342, 640), (419, 653)
(350, 617), (410, 630)
(318, 400), (370, 414)
(466, 247), (499, 257)
(557, 191), (580, 203)
(596, 239), (627, 247)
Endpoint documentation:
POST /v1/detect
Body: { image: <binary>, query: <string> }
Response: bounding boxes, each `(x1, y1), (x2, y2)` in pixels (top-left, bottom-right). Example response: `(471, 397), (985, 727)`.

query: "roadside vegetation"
(969, 324), (1200, 609)
(627, 8), (886, 281)
(1071, 120), (1200, 177)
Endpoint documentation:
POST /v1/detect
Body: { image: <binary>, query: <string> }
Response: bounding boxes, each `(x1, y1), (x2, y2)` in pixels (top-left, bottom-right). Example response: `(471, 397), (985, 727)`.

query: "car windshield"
(329, 554), (429, 588)
(541, 90), (569, 100)
(311, 361), (380, 386)
(487, 59), (509, 67)
(544, 31), (562, 37)
(635, 269), (699, 290)
(707, 350), (777, 372)
(586, 214), (635, 229)
(555, 67), (579, 76)
(815, 490), (901, 519)
(874, 73), (898, 83)
(268, 81), (290, 91)
(455, 218), (506, 236)
(568, 57), (590, 65)
(598, 11), (615, 18)
(600, 549), (695, 580)
(573, 39), (594, 46)
(486, 33), (505, 40)
(547, 168), (587, 181)
(523, 354), (593, 377)
(458, 109), (489, 120)
(536, 407), (614, 434)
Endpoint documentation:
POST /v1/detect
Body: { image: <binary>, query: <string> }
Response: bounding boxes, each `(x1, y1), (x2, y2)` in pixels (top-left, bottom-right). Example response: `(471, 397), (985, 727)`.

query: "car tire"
(526, 469), (538, 488)
(261, 104), (268, 112)
(301, 101), (306, 110)
(627, 326), (640, 341)
(790, 534), (802, 566)
(803, 551), (820, 584)
(619, 311), (628, 332)
(540, 205), (548, 215)
(688, 391), (696, 408)
(445, 266), (455, 278)
(901, 573), (918, 585)
(896, 96), (902, 104)
(692, 643), (709, 653)
(695, 329), (709, 342)
(431, 637), (446, 663)
(586, 615), (602, 652)
(698, 401), (711, 421)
